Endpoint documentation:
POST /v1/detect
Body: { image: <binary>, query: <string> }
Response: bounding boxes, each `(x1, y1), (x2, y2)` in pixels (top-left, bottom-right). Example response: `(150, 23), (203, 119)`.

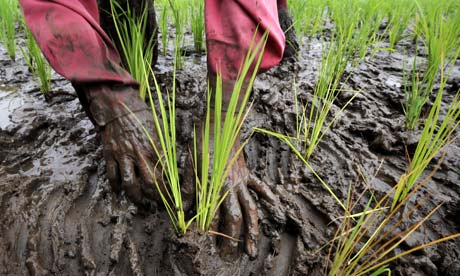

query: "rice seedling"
(351, 0), (385, 61)
(403, 0), (460, 129)
(126, 30), (269, 234)
(269, 25), (356, 162)
(383, 0), (415, 50)
(21, 25), (52, 94)
(328, 0), (384, 64)
(126, 58), (193, 233)
(189, 0), (204, 52)
(168, 0), (187, 68)
(109, 0), (155, 100)
(325, 164), (460, 276)
(194, 33), (268, 231)
(299, 40), (357, 159)
(288, 0), (326, 40)
(394, 67), (460, 209)
(157, 0), (170, 56)
(0, 0), (19, 60)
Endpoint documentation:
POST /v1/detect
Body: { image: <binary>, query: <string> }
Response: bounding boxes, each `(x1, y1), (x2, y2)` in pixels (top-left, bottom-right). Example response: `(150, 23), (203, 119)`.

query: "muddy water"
(1, 34), (460, 275)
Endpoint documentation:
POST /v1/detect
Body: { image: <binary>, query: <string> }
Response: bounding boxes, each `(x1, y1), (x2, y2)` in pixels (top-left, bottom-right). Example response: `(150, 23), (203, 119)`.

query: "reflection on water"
(0, 83), (22, 129)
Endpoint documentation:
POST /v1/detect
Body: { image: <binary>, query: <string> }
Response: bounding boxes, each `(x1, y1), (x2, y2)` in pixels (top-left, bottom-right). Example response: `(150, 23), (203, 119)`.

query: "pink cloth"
(20, 0), (285, 84)
(205, 0), (285, 81)
(19, 0), (137, 85)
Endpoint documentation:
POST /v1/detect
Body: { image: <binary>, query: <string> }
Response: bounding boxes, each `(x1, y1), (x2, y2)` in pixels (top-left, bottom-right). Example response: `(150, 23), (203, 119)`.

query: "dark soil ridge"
(1, 32), (459, 275)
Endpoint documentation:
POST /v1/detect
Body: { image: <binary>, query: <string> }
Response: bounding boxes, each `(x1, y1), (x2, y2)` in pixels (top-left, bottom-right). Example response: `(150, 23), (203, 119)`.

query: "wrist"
(78, 83), (148, 127)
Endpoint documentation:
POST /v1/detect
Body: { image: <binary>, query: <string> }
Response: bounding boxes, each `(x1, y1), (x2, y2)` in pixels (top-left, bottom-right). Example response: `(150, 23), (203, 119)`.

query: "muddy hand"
(219, 137), (281, 260)
(75, 84), (164, 207)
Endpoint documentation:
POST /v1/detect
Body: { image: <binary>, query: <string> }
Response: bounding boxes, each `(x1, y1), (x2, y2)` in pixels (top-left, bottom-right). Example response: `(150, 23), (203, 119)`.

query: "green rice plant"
(21, 26), (52, 94)
(109, 0), (155, 99)
(326, 166), (460, 276)
(158, 0), (170, 56)
(0, 0), (18, 60)
(194, 33), (268, 231)
(290, 25), (358, 160)
(126, 59), (193, 233)
(168, 0), (187, 68)
(402, 53), (433, 130)
(288, 0), (327, 39)
(393, 71), (460, 209)
(415, 0), (459, 70)
(329, 0), (384, 63)
(189, 0), (204, 52)
(383, 0), (415, 50)
(403, 0), (460, 130)
(352, 0), (385, 61)
(126, 32), (269, 234)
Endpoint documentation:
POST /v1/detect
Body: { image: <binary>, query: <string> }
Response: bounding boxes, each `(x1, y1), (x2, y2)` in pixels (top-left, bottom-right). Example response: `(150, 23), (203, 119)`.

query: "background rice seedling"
(157, 0), (170, 56)
(383, 0), (415, 50)
(21, 19), (52, 94)
(168, 0), (187, 68)
(109, 0), (156, 100)
(403, 0), (460, 129)
(189, 0), (204, 52)
(394, 58), (460, 208)
(0, 0), (19, 60)
(326, 165), (460, 276)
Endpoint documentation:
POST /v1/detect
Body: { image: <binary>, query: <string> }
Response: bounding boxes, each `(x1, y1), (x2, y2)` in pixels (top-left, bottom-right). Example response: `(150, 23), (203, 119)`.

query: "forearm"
(205, 0), (285, 82)
(19, 0), (137, 86)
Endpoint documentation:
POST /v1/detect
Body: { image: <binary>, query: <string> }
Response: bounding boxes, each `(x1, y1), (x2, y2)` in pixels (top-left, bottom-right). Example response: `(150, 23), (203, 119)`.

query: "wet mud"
(1, 30), (460, 275)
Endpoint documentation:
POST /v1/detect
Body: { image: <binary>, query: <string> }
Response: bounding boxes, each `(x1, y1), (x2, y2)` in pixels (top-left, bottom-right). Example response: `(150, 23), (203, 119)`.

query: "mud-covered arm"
(19, 0), (167, 208)
(205, 0), (285, 82)
(19, 0), (137, 85)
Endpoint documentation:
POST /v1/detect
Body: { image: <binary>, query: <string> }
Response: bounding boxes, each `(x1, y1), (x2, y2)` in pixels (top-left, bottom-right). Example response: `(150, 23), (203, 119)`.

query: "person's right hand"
(77, 84), (194, 210)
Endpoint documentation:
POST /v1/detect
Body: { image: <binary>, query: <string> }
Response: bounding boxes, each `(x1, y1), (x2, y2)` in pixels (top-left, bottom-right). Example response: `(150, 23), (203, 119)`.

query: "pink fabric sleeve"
(19, 0), (137, 86)
(205, 0), (285, 81)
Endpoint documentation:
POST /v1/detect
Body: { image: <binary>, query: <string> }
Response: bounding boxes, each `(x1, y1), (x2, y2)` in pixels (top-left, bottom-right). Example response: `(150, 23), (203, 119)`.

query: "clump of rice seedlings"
(287, 0), (307, 39)
(109, 0), (155, 100)
(0, 0), (19, 60)
(189, 0), (204, 52)
(383, 0), (415, 50)
(351, 0), (385, 61)
(403, 0), (460, 129)
(328, 0), (383, 64)
(194, 33), (268, 231)
(21, 25), (52, 94)
(326, 165), (460, 276)
(157, 0), (170, 56)
(168, 0), (187, 68)
(299, 35), (357, 160)
(127, 59), (192, 233)
(126, 32), (269, 234)
(402, 53), (433, 130)
(393, 63), (460, 208)
(254, 33), (357, 211)
(288, 0), (326, 40)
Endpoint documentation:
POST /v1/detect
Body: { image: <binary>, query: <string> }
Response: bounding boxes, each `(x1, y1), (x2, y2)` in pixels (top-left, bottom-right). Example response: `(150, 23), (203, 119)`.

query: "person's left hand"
(217, 138), (285, 260)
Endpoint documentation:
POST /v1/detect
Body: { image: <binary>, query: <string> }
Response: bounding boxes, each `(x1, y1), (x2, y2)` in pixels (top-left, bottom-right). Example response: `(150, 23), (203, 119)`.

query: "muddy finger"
(119, 157), (143, 205)
(106, 158), (120, 193)
(238, 185), (259, 259)
(137, 152), (158, 200)
(247, 175), (277, 204)
(220, 189), (243, 260)
(248, 175), (286, 224)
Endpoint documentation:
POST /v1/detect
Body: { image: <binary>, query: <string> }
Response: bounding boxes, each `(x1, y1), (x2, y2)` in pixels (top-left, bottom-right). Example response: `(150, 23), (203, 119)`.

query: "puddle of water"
(0, 83), (23, 129)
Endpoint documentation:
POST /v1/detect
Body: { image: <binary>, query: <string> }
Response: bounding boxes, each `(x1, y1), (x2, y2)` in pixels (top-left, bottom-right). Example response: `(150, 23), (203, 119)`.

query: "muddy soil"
(1, 29), (460, 275)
